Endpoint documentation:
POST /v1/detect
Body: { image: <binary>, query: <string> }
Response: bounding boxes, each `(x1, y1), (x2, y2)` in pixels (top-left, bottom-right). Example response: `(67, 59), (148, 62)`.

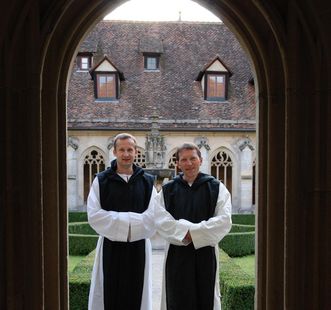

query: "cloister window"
(211, 150), (233, 194)
(168, 153), (182, 175)
(134, 148), (147, 168)
(83, 150), (105, 202)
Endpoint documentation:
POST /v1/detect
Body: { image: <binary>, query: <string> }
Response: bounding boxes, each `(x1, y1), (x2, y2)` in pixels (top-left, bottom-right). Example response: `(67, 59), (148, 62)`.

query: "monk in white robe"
(155, 143), (232, 310)
(87, 133), (156, 310)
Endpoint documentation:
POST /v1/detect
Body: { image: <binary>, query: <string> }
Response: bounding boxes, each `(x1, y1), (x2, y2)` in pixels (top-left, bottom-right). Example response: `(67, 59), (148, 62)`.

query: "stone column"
(239, 144), (253, 213)
(195, 137), (210, 174)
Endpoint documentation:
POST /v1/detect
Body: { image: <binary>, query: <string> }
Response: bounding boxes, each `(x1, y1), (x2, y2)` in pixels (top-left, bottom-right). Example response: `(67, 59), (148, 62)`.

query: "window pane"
(146, 57), (157, 70)
(81, 57), (89, 69)
(97, 74), (116, 98)
(207, 74), (225, 99)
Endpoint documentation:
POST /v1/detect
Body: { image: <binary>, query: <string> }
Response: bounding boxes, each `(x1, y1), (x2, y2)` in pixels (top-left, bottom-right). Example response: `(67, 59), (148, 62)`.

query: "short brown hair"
(175, 142), (202, 161)
(113, 133), (137, 150)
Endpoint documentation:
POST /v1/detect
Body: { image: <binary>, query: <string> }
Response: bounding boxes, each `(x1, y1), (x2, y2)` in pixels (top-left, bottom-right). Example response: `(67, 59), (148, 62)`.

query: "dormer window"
(139, 37), (164, 72)
(97, 73), (116, 99)
(89, 56), (125, 101)
(206, 73), (227, 101)
(144, 53), (160, 70)
(77, 53), (92, 71)
(196, 56), (232, 102)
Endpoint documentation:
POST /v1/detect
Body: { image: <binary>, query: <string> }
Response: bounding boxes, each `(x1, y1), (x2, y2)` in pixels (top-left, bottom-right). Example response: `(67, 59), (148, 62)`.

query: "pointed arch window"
(168, 152), (182, 175)
(211, 150), (233, 194)
(134, 148), (146, 168)
(83, 150), (105, 202)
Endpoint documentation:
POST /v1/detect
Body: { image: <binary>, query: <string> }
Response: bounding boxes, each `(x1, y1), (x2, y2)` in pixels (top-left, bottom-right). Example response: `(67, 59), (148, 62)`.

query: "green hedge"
(69, 211), (88, 223)
(231, 214), (255, 226)
(230, 224), (255, 233)
(69, 222), (97, 235)
(69, 234), (98, 255)
(220, 232), (255, 257)
(69, 251), (95, 310)
(220, 250), (255, 310)
(69, 250), (255, 310)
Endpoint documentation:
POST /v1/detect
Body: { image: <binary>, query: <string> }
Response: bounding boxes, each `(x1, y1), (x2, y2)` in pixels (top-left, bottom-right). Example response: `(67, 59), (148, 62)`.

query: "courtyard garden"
(68, 212), (255, 310)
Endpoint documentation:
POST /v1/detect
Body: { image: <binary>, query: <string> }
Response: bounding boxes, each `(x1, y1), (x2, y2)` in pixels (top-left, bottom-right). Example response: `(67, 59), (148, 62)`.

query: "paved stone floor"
(152, 249), (165, 310)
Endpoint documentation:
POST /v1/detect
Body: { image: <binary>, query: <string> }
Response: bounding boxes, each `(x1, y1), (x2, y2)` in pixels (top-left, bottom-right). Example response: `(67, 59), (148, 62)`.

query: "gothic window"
(168, 152), (182, 175)
(83, 150), (105, 203)
(211, 150), (233, 194)
(134, 148), (146, 168)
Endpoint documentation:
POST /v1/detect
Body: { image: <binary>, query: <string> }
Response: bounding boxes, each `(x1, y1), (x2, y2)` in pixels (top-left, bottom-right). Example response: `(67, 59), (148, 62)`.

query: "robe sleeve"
(154, 190), (190, 246)
(189, 183), (232, 249)
(127, 186), (157, 242)
(87, 177), (130, 242)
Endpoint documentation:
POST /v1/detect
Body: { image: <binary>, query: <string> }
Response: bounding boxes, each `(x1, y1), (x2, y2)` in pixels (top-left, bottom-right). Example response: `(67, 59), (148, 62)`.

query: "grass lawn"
(69, 255), (85, 272)
(231, 255), (255, 277)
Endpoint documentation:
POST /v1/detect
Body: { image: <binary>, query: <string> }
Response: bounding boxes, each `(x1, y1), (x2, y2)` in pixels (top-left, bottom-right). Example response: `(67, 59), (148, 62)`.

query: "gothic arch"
(79, 146), (107, 205)
(166, 148), (181, 175)
(2, 0), (329, 309)
(209, 147), (240, 208)
(40, 2), (286, 308)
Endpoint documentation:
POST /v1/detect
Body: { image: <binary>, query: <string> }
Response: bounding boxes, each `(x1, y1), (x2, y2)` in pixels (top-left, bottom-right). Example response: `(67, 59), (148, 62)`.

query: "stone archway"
(42, 2), (285, 309)
(2, 1), (330, 309)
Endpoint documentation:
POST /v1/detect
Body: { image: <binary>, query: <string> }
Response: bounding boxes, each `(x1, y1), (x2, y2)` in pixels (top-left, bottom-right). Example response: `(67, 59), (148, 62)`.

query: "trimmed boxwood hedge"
(69, 251), (95, 310)
(231, 214), (255, 226)
(220, 232), (255, 257)
(69, 211), (88, 223)
(69, 222), (97, 235)
(69, 250), (255, 310)
(68, 212), (256, 308)
(230, 224), (255, 233)
(69, 234), (98, 255)
(220, 249), (255, 310)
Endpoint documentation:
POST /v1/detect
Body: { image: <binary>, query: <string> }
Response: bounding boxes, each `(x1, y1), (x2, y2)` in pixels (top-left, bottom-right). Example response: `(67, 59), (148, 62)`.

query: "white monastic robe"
(155, 178), (232, 310)
(87, 176), (157, 310)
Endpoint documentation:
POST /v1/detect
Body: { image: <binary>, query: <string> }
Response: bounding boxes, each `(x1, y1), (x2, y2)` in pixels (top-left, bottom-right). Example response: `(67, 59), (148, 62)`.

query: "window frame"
(204, 71), (229, 101)
(94, 72), (119, 100)
(143, 53), (160, 71)
(77, 53), (92, 71)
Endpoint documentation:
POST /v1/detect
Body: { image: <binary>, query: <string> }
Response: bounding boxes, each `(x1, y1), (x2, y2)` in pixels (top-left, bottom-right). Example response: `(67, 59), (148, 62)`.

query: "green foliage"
(220, 250), (255, 310)
(69, 211), (88, 223)
(69, 234), (98, 255)
(69, 256), (85, 272)
(69, 222), (97, 235)
(230, 224), (255, 233)
(232, 255), (255, 277)
(231, 214), (255, 225)
(69, 251), (95, 310)
(220, 232), (255, 257)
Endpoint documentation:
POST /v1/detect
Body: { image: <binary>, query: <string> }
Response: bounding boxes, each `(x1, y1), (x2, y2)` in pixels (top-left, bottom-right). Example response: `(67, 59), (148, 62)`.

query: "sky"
(104, 0), (221, 22)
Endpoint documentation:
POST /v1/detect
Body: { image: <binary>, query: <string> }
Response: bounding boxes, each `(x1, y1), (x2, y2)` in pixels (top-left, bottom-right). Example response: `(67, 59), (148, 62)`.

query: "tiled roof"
(67, 20), (256, 131)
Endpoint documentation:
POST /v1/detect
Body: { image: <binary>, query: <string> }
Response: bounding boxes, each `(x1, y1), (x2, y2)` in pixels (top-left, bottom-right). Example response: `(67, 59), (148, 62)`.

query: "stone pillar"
(239, 145), (253, 213)
(195, 137), (210, 174)
(67, 137), (79, 210)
